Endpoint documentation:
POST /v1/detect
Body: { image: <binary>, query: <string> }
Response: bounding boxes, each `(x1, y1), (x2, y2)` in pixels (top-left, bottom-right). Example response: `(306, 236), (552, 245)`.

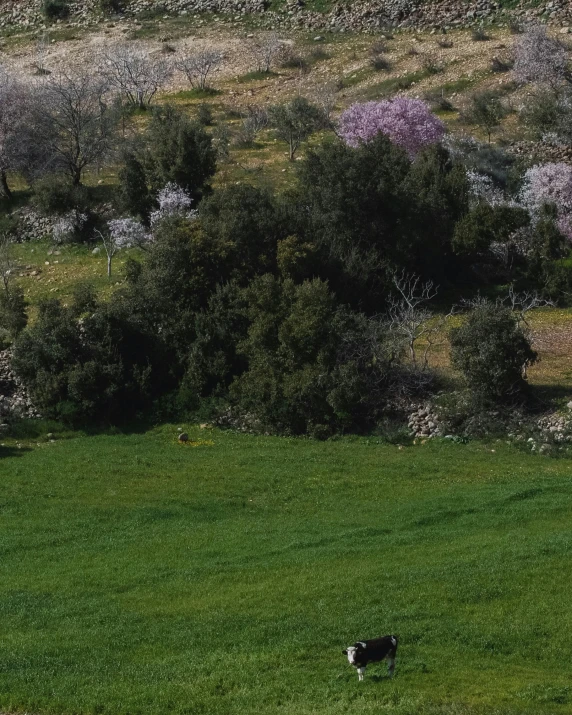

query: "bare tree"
(235, 104), (268, 145)
(250, 33), (281, 73)
(33, 32), (51, 76)
(28, 72), (116, 185)
(95, 228), (122, 278)
(101, 45), (172, 109)
(387, 270), (443, 369)
(503, 285), (554, 326)
(175, 50), (223, 91)
(0, 68), (31, 199)
(0, 233), (13, 293)
(312, 82), (337, 124)
(460, 286), (554, 327)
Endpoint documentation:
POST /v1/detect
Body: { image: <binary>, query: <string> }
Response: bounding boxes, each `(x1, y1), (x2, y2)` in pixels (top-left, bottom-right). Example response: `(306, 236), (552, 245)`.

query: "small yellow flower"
(177, 439), (215, 448)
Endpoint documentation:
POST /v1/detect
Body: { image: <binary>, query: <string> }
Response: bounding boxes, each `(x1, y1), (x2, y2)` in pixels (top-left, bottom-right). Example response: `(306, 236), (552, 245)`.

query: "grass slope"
(2, 428), (572, 714)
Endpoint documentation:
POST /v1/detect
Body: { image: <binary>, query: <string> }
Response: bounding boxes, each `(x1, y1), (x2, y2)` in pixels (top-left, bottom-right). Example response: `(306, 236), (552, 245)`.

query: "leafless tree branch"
(387, 270), (441, 368)
(249, 33), (281, 73)
(100, 45), (172, 109)
(175, 50), (223, 90)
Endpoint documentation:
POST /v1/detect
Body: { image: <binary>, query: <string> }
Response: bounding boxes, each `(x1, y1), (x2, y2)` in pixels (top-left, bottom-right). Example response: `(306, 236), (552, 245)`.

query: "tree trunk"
(107, 255), (112, 278)
(0, 170), (12, 201)
(289, 138), (295, 161)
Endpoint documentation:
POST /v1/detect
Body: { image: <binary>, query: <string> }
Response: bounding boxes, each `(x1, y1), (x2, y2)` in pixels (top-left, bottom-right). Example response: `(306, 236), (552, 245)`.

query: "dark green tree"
(12, 295), (166, 424)
(0, 285), (27, 339)
(403, 144), (470, 273)
(450, 301), (537, 403)
(465, 91), (508, 143)
(269, 96), (325, 161)
(230, 275), (395, 435)
(117, 152), (152, 222)
(453, 203), (530, 255)
(200, 184), (282, 280)
(144, 105), (216, 203)
(295, 133), (411, 307)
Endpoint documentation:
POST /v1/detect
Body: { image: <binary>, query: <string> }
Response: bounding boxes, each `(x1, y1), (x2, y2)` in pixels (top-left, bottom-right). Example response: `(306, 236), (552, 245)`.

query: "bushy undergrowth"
(42, 0), (69, 19)
(450, 301), (537, 404)
(5, 120), (565, 434)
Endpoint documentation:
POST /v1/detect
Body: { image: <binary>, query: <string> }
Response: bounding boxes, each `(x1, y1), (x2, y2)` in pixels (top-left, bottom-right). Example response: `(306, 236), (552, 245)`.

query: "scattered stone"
(0, 349), (40, 421)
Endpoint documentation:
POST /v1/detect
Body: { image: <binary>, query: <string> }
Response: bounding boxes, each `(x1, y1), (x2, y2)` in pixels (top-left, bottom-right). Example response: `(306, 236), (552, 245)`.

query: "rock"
(0, 349), (40, 420)
(92, 247), (101, 255)
(178, 432), (189, 442)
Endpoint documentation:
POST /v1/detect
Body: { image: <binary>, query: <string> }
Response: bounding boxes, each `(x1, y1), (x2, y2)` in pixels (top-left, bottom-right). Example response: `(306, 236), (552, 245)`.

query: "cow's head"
(342, 643), (366, 664)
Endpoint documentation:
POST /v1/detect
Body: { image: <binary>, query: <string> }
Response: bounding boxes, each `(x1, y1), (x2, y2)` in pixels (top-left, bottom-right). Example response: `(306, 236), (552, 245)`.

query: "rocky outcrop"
(0, 0), (571, 33)
(507, 140), (572, 165)
(407, 403), (441, 438)
(0, 349), (40, 423)
(406, 398), (572, 453)
(13, 209), (55, 243)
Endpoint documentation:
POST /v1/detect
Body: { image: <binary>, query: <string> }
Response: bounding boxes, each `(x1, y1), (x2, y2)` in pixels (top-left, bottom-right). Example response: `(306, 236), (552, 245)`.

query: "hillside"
(0, 0), (571, 34)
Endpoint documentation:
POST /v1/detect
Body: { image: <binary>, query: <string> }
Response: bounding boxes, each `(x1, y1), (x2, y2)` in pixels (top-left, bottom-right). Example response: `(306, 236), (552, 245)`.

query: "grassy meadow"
(2, 427), (572, 714)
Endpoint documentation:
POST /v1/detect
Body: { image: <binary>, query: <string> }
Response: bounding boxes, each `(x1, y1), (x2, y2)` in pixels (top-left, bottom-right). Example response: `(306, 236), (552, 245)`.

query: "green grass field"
(2, 427), (572, 714)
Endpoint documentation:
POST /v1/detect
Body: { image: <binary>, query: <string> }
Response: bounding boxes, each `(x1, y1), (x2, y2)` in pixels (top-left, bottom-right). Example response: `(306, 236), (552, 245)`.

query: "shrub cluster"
(8, 128), (548, 431)
(42, 0), (70, 19)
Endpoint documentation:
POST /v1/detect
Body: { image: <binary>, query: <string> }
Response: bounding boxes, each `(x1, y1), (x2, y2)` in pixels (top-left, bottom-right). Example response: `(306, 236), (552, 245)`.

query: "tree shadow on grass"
(529, 383), (572, 411)
(0, 443), (31, 459)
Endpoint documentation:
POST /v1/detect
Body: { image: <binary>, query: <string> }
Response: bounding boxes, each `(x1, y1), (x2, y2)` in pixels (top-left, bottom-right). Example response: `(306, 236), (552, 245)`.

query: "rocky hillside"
(1, 0), (571, 33)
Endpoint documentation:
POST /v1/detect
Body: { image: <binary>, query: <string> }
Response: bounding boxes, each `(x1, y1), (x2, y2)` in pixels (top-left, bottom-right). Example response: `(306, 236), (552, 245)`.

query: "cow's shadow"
(365, 674), (393, 682)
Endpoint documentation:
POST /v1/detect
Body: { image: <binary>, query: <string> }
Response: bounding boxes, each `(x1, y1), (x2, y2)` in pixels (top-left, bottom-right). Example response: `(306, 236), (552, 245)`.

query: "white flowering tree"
(98, 218), (151, 278)
(149, 183), (196, 227)
(466, 170), (506, 208)
(519, 162), (572, 241)
(513, 25), (570, 89)
(53, 210), (88, 244)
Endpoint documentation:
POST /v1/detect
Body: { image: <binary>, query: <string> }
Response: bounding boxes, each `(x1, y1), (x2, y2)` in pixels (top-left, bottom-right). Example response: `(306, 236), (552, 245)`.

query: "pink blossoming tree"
(338, 98), (445, 158)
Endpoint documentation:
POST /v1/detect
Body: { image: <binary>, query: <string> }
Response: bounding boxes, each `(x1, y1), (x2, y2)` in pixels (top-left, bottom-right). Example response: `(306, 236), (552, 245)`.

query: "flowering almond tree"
(514, 25), (570, 88)
(338, 98), (445, 158)
(519, 162), (572, 241)
(149, 183), (196, 227)
(99, 219), (151, 278)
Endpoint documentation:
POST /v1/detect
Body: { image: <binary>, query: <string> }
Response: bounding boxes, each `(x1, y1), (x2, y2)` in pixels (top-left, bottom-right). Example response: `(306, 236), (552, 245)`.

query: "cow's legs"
(387, 656), (395, 677)
(357, 667), (366, 681)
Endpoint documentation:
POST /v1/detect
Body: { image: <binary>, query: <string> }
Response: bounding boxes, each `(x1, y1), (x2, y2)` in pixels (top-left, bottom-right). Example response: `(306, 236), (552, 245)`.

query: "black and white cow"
(342, 635), (398, 681)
